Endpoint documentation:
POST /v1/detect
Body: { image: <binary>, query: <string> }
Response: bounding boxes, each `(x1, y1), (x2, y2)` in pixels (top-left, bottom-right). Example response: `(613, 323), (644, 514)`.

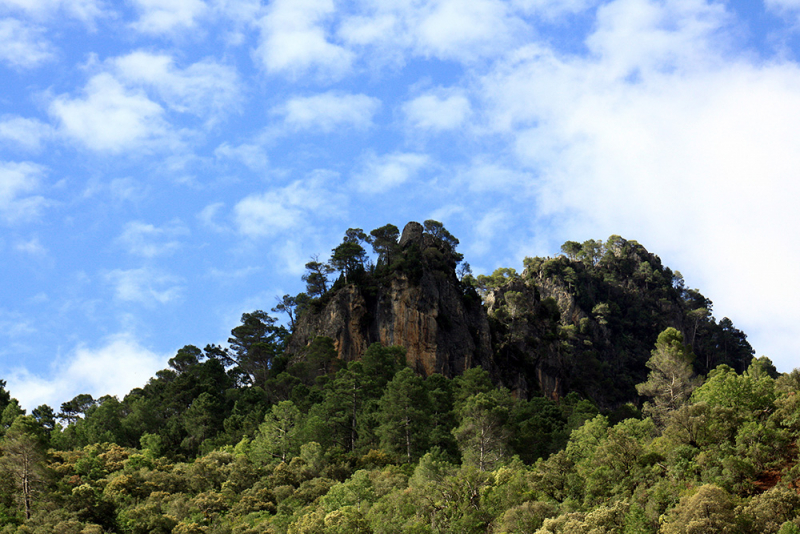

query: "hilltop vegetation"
(0, 222), (796, 533)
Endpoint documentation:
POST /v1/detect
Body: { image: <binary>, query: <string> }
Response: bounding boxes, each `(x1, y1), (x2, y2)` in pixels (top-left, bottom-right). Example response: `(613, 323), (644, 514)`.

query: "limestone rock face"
(287, 221), (494, 381)
(287, 270), (493, 379)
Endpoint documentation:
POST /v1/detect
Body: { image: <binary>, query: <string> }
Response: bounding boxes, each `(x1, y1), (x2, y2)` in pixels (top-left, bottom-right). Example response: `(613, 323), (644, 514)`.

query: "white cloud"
(106, 267), (183, 305)
(215, 142), (268, 170)
(511, 0), (598, 17)
(197, 201), (228, 232)
(7, 334), (169, 410)
(0, 18), (53, 68)
(112, 51), (242, 123)
(0, 115), (52, 150)
(765, 0), (800, 18)
(210, 0), (262, 21)
(234, 171), (344, 237)
(50, 73), (170, 153)
(276, 91), (380, 132)
(353, 152), (429, 194)
(338, 13), (398, 46)
(0, 309), (35, 340)
(477, 0), (800, 371)
(457, 161), (533, 193)
(415, 0), (526, 60)
(0, 0), (106, 24)
(339, 0), (528, 63)
(117, 220), (189, 257)
(254, 0), (353, 79)
(585, 0), (729, 79)
(0, 161), (47, 224)
(469, 209), (509, 256)
(14, 236), (46, 256)
(129, 0), (208, 34)
(403, 91), (471, 131)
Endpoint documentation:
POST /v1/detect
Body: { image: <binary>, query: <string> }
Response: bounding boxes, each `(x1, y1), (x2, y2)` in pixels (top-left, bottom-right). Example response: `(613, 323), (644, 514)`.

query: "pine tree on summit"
(330, 228), (370, 282)
(636, 327), (700, 428)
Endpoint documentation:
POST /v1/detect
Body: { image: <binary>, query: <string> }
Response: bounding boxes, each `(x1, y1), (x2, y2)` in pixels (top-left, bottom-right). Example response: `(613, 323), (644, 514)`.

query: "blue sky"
(2, 0), (800, 410)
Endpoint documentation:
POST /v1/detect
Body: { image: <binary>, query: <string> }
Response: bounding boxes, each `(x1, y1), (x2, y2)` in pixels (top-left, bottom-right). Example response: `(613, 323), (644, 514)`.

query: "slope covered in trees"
(0, 221), (793, 534)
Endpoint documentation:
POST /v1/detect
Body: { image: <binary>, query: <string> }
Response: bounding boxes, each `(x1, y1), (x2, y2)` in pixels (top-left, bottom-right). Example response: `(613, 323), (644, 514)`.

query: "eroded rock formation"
(287, 222), (494, 380)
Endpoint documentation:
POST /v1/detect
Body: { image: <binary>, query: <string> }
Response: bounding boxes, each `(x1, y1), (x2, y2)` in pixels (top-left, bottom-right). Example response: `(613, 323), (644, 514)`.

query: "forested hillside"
(0, 222), (797, 534)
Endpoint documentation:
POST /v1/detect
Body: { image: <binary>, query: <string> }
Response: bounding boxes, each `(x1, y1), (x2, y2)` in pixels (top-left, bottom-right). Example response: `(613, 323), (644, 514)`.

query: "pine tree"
(636, 327), (700, 428)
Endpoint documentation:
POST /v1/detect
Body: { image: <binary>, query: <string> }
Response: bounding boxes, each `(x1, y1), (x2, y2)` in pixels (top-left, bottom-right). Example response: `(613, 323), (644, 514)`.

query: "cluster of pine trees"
(1, 346), (799, 533)
(0, 224), (795, 533)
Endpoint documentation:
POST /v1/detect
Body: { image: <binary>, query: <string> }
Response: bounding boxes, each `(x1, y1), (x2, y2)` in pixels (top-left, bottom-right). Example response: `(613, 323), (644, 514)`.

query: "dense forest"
(0, 221), (798, 533)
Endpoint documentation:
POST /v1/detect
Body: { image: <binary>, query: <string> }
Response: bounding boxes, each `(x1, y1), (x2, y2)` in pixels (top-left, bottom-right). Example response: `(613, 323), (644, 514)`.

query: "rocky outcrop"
(286, 225), (754, 407)
(287, 222), (494, 380)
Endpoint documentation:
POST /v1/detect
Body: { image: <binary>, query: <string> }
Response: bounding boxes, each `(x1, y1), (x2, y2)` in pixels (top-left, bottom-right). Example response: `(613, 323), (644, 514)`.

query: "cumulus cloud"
(512, 0), (598, 18)
(415, 0), (527, 60)
(0, 0), (106, 24)
(765, 0), (800, 18)
(117, 220), (189, 257)
(254, 0), (353, 79)
(353, 152), (429, 194)
(275, 91), (380, 132)
(50, 73), (170, 153)
(106, 267), (183, 305)
(112, 51), (242, 123)
(477, 0), (800, 369)
(0, 115), (53, 150)
(0, 161), (47, 224)
(6, 334), (169, 410)
(197, 201), (227, 232)
(234, 171), (344, 237)
(129, 0), (208, 33)
(215, 142), (268, 171)
(403, 90), (471, 131)
(0, 18), (53, 68)
(339, 0), (529, 62)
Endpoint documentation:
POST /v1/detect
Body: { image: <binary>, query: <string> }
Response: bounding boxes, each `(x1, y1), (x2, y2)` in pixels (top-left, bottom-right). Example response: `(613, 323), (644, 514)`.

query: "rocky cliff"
(287, 224), (754, 407)
(286, 222), (495, 380)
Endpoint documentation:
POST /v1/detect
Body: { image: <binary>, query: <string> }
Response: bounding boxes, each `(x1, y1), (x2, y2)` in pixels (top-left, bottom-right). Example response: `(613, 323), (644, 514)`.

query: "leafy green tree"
(289, 336), (340, 386)
(453, 366), (496, 408)
(58, 394), (95, 425)
(692, 359), (776, 424)
(273, 294), (300, 331)
(314, 362), (370, 452)
(0, 380), (11, 412)
(423, 374), (459, 458)
(1, 399), (25, 431)
(560, 241), (582, 261)
(252, 401), (303, 464)
(370, 224), (400, 266)
(423, 219), (461, 258)
(580, 239), (604, 265)
(661, 484), (737, 534)
(228, 310), (289, 386)
(0, 416), (48, 520)
(31, 404), (56, 436)
(168, 344), (202, 374)
(510, 396), (567, 463)
(636, 327), (700, 427)
(361, 343), (406, 394)
(303, 255), (336, 297)
(476, 267), (519, 292)
(181, 392), (223, 454)
(453, 389), (514, 471)
(376, 368), (428, 462)
(330, 228), (370, 282)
